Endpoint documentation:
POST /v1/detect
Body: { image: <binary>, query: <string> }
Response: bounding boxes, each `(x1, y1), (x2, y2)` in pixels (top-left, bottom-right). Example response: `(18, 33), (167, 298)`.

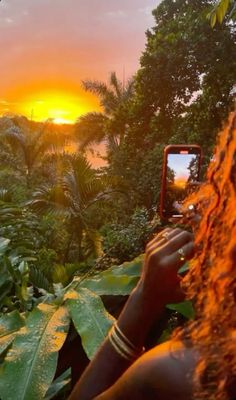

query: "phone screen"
(164, 151), (200, 218)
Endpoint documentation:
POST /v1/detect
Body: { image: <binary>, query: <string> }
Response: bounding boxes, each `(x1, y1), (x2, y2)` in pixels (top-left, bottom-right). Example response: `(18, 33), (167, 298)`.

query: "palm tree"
(29, 153), (123, 262)
(0, 115), (67, 186)
(209, 0), (236, 27)
(75, 72), (135, 151)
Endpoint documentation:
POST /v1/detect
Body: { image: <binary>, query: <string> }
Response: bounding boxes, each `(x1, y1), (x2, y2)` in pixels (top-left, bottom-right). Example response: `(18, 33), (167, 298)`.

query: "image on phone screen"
(164, 152), (200, 217)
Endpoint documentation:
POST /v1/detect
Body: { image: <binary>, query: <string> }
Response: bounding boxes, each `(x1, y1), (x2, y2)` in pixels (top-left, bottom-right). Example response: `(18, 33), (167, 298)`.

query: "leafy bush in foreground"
(0, 251), (193, 400)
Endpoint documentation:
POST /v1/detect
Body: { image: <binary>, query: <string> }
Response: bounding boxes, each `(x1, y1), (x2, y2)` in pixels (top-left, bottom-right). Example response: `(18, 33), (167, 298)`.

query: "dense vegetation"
(0, 0), (235, 399)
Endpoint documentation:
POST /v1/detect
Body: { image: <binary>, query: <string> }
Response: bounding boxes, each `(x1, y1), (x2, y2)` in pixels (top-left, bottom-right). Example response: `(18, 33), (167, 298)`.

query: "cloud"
(0, 0), (158, 101)
(105, 10), (127, 19)
(0, 99), (18, 106)
(5, 17), (14, 24)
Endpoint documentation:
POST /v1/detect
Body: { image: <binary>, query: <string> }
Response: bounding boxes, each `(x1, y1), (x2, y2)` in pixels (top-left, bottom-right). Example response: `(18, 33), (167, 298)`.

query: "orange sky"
(0, 0), (159, 123)
(174, 177), (188, 188)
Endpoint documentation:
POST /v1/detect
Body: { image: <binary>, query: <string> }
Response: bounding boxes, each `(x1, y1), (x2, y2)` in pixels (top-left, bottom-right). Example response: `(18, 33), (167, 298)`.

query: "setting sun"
(53, 117), (73, 125)
(175, 177), (187, 188)
(15, 90), (99, 124)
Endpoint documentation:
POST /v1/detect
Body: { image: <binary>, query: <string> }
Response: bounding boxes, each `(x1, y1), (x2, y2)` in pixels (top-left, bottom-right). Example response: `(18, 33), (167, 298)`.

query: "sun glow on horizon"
(2, 89), (100, 124)
(22, 91), (87, 124)
(174, 177), (187, 188)
(52, 117), (74, 125)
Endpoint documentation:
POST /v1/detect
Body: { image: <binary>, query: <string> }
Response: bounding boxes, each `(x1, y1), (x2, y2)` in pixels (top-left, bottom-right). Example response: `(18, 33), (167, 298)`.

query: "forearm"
(117, 280), (165, 348)
(69, 282), (165, 400)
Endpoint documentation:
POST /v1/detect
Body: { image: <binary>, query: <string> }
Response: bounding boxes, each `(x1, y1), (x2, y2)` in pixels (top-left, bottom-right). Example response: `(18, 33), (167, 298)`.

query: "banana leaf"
(67, 288), (115, 359)
(0, 304), (70, 400)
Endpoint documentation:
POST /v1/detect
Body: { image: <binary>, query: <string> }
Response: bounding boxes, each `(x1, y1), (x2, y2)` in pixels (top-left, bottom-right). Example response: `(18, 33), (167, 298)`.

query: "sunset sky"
(0, 0), (160, 123)
(168, 154), (198, 187)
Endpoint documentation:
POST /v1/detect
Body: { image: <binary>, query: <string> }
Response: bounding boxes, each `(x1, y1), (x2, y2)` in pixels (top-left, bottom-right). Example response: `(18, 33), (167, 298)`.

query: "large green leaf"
(166, 301), (195, 320)
(81, 274), (139, 296)
(44, 369), (71, 400)
(81, 255), (143, 296)
(109, 255), (143, 276)
(0, 237), (10, 255)
(0, 279), (13, 306)
(0, 311), (25, 356)
(210, 0), (229, 26)
(67, 288), (115, 360)
(178, 262), (189, 274)
(0, 304), (70, 400)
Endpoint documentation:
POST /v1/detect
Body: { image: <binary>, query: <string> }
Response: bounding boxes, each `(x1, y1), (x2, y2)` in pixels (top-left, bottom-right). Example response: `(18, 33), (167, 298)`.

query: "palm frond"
(123, 77), (135, 101)
(80, 178), (105, 204)
(29, 266), (51, 292)
(62, 172), (82, 210)
(82, 79), (118, 114)
(84, 174), (128, 209)
(110, 72), (123, 99)
(1, 129), (26, 151)
(62, 155), (96, 210)
(75, 112), (108, 150)
(29, 183), (71, 217)
(106, 135), (120, 153)
(82, 79), (113, 98)
(0, 117), (67, 175)
(69, 153), (94, 178)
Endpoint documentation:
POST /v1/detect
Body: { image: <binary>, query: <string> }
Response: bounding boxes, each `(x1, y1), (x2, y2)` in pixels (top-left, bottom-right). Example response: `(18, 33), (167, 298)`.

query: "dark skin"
(69, 228), (196, 400)
(95, 342), (196, 400)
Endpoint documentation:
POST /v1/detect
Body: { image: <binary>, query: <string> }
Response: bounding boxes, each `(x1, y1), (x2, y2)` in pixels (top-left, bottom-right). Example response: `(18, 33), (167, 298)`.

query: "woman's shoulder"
(135, 340), (197, 398)
(97, 340), (197, 400)
(142, 339), (197, 371)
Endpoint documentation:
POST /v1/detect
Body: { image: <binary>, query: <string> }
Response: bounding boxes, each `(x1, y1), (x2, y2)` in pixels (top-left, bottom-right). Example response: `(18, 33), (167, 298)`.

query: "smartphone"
(160, 145), (202, 220)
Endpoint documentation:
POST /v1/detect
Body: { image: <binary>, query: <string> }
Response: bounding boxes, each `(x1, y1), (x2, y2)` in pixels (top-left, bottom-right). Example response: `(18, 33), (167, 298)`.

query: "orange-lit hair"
(177, 111), (236, 399)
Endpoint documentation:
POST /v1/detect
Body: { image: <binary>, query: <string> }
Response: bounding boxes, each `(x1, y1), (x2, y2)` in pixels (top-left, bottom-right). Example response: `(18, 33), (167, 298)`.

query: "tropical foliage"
(104, 0), (236, 210)
(208, 0), (236, 26)
(0, 0), (235, 398)
(0, 252), (193, 400)
(29, 153), (125, 262)
(0, 116), (68, 188)
(75, 72), (134, 153)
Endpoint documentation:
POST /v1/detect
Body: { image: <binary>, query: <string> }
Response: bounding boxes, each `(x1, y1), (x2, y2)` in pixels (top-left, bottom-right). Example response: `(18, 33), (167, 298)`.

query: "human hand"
(138, 228), (194, 311)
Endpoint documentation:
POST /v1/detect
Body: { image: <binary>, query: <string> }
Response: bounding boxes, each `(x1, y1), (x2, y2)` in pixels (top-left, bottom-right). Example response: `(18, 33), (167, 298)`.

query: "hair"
(176, 111), (236, 400)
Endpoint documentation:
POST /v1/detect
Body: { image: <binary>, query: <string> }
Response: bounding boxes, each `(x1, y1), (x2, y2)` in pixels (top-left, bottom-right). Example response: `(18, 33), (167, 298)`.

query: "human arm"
(69, 228), (194, 400)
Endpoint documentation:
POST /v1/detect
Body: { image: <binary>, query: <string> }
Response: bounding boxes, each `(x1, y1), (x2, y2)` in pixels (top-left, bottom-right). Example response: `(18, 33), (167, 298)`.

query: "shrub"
(101, 208), (160, 264)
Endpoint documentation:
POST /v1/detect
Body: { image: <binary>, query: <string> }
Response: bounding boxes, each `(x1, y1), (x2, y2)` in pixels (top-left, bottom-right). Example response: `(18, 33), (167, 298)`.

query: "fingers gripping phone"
(160, 145), (202, 220)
